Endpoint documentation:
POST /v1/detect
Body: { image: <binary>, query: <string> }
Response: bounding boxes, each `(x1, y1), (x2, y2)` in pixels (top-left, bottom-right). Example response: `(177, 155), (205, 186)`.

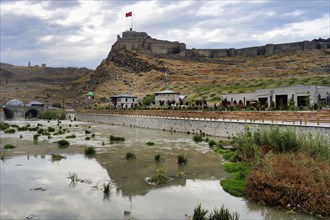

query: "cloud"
(0, 0), (329, 68)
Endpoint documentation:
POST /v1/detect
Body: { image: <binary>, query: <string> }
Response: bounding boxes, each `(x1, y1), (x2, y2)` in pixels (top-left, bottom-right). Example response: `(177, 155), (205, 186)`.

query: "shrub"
(85, 136), (91, 140)
(208, 140), (217, 148)
(125, 152), (136, 160)
(5, 128), (16, 134)
(48, 127), (55, 132)
(4, 144), (16, 149)
(33, 134), (40, 142)
(85, 146), (96, 155)
(85, 130), (91, 134)
(193, 204), (239, 220)
(245, 152), (329, 217)
(0, 123), (10, 131)
(58, 139), (70, 148)
(110, 135), (125, 143)
(17, 126), (28, 131)
(155, 154), (160, 161)
(65, 134), (76, 139)
(177, 154), (187, 165)
(52, 102), (62, 108)
(193, 135), (203, 143)
(146, 141), (155, 146)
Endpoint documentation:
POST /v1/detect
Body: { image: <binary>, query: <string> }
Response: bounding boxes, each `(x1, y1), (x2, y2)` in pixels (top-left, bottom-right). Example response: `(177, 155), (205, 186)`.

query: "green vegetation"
(193, 135), (203, 142)
(146, 141), (155, 146)
(229, 126), (330, 217)
(0, 123), (10, 131)
(91, 133), (95, 138)
(85, 136), (91, 140)
(110, 135), (125, 143)
(150, 169), (171, 185)
(220, 162), (250, 197)
(85, 130), (91, 134)
(103, 182), (111, 201)
(155, 154), (160, 161)
(48, 127), (55, 132)
(52, 102), (62, 108)
(4, 144), (17, 149)
(58, 139), (70, 148)
(51, 154), (66, 162)
(142, 94), (155, 106)
(33, 134), (40, 142)
(68, 172), (79, 185)
(85, 146), (96, 155)
(125, 152), (136, 160)
(208, 140), (217, 148)
(193, 204), (239, 220)
(38, 110), (57, 120)
(65, 134), (76, 139)
(177, 154), (187, 165)
(5, 128), (16, 134)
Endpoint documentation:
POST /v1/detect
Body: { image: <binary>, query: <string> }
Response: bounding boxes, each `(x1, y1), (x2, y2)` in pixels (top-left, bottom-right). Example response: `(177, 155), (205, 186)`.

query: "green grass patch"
(220, 162), (250, 197)
(4, 144), (17, 149)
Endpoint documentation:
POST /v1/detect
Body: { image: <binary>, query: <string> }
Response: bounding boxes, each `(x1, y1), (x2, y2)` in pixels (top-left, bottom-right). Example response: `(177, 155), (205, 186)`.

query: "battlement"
(112, 31), (330, 59)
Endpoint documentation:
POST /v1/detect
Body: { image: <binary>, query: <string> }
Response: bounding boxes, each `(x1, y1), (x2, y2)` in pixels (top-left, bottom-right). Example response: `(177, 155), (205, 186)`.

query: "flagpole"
(131, 14), (133, 31)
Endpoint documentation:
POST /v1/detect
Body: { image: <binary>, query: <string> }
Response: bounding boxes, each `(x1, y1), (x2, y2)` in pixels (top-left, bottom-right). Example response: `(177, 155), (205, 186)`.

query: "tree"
(142, 94), (155, 106)
(288, 94), (295, 111)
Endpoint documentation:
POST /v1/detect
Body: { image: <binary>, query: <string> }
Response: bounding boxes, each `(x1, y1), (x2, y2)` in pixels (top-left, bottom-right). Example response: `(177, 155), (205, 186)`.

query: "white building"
(222, 85), (330, 108)
(154, 90), (180, 105)
(110, 94), (137, 109)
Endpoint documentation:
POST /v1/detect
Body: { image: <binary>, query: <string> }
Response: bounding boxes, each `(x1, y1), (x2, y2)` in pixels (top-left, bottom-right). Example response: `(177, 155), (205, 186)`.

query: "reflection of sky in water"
(0, 120), (318, 219)
(1, 155), (318, 220)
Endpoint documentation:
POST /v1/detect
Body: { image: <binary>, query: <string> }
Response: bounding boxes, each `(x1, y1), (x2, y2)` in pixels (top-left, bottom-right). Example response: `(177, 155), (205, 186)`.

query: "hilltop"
(86, 31), (330, 105)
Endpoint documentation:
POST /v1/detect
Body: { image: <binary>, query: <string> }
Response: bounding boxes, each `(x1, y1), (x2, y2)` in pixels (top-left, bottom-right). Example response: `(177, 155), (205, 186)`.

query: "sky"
(1, 0), (329, 69)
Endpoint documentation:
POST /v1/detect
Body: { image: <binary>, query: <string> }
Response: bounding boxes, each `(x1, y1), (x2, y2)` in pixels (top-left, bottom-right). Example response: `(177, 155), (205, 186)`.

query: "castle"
(112, 30), (330, 59)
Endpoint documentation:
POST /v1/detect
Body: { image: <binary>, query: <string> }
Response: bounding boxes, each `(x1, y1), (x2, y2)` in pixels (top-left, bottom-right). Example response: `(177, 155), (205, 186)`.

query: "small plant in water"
(20, 134), (23, 139)
(85, 146), (96, 155)
(4, 144), (17, 149)
(110, 135), (125, 143)
(155, 154), (161, 161)
(146, 141), (155, 146)
(125, 152), (136, 160)
(51, 154), (66, 162)
(33, 134), (40, 142)
(85, 136), (91, 140)
(193, 204), (239, 220)
(58, 139), (70, 148)
(103, 182), (111, 201)
(150, 169), (171, 185)
(208, 140), (217, 148)
(5, 128), (16, 134)
(68, 172), (79, 186)
(85, 130), (91, 134)
(177, 154), (187, 165)
(193, 135), (203, 143)
(65, 134), (76, 139)
(91, 133), (95, 138)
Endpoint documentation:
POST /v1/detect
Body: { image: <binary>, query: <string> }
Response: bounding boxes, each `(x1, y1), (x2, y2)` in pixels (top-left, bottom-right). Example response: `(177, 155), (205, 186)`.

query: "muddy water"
(0, 120), (318, 219)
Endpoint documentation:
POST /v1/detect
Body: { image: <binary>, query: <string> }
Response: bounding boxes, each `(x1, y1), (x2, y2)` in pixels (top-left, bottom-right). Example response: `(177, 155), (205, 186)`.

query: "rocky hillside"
(87, 47), (330, 104)
(0, 63), (92, 106)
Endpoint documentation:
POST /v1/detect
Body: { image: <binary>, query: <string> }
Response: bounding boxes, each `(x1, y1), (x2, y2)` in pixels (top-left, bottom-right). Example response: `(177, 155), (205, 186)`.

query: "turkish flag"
(125, 11), (132, 17)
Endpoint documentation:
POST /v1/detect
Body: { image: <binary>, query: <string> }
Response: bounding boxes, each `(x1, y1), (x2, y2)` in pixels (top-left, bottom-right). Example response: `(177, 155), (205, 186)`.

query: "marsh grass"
(33, 134), (40, 142)
(85, 130), (91, 134)
(58, 139), (70, 148)
(150, 169), (171, 185)
(0, 123), (10, 131)
(103, 182), (111, 201)
(65, 134), (76, 139)
(110, 135), (125, 143)
(155, 154), (161, 161)
(5, 128), (16, 134)
(177, 154), (187, 165)
(51, 154), (66, 162)
(125, 152), (136, 160)
(85, 147), (96, 155)
(193, 135), (203, 142)
(47, 127), (55, 132)
(85, 136), (91, 140)
(68, 172), (79, 187)
(4, 144), (16, 149)
(193, 204), (239, 220)
(146, 141), (155, 146)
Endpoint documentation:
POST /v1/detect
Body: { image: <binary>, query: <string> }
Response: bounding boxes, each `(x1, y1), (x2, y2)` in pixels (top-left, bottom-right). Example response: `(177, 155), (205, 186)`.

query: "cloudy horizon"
(1, 0), (329, 69)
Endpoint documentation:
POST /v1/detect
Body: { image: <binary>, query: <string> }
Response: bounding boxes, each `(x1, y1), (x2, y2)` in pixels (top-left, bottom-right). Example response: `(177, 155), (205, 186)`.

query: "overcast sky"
(1, 0), (329, 69)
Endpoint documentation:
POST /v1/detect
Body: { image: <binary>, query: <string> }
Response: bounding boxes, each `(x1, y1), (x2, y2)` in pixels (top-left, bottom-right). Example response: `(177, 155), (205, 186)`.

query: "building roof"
(26, 101), (44, 106)
(155, 90), (179, 94)
(6, 99), (24, 106)
(110, 94), (137, 98)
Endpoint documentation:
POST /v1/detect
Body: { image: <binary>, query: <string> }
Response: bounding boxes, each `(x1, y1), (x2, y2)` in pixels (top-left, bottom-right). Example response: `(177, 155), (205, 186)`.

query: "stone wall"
(74, 113), (330, 141)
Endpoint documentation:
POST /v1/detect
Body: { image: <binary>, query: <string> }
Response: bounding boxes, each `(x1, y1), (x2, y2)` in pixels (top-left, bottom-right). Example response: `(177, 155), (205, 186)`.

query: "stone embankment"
(72, 110), (330, 141)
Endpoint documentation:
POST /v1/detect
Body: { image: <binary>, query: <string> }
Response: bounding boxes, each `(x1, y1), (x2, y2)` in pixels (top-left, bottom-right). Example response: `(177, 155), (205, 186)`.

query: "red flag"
(125, 11), (132, 17)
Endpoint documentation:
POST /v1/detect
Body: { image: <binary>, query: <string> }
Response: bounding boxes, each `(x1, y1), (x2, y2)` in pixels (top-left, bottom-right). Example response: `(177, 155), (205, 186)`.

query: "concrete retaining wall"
(74, 113), (330, 141)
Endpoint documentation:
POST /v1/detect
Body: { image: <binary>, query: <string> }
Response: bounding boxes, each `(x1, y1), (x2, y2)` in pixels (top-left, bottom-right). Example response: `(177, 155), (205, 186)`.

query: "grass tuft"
(4, 144), (17, 149)
(125, 152), (136, 160)
(177, 154), (188, 165)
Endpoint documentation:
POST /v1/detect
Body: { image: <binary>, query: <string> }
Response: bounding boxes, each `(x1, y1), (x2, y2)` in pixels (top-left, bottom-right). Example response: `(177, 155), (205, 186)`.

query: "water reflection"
(0, 120), (320, 219)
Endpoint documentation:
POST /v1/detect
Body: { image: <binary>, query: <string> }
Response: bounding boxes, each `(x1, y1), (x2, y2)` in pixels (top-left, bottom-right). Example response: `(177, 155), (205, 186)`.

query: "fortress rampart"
(112, 31), (330, 59)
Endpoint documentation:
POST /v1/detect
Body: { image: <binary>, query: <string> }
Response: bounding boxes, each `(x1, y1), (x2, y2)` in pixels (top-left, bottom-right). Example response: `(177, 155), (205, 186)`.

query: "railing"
(80, 110), (330, 126)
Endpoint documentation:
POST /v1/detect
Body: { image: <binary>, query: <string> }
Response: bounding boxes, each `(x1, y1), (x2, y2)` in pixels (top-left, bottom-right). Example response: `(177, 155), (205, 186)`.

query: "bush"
(5, 128), (16, 134)
(110, 135), (125, 143)
(177, 154), (187, 165)
(193, 135), (203, 143)
(65, 134), (76, 139)
(155, 154), (160, 161)
(193, 204), (239, 220)
(48, 127), (55, 132)
(85, 147), (96, 155)
(33, 134), (40, 142)
(52, 102), (62, 108)
(146, 141), (155, 146)
(0, 123), (10, 131)
(58, 139), (70, 148)
(245, 152), (329, 217)
(208, 140), (217, 148)
(4, 144), (17, 149)
(85, 130), (91, 134)
(125, 152), (136, 160)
